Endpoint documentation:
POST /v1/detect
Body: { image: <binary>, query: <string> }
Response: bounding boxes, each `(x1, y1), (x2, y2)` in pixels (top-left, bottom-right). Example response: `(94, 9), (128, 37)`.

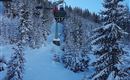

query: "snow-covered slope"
(0, 22), (84, 80)
(23, 22), (84, 80)
(24, 43), (84, 80)
(24, 22), (84, 80)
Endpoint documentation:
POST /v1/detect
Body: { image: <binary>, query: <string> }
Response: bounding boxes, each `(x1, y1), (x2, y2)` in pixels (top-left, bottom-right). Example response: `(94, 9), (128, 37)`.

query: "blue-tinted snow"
(23, 23), (84, 80)
(0, 13), (84, 80)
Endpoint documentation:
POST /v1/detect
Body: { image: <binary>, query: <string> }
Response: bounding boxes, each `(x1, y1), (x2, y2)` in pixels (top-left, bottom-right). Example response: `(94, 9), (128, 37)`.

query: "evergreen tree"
(7, 44), (25, 80)
(91, 23), (128, 80)
(3, 0), (52, 48)
(100, 0), (129, 30)
(120, 5), (130, 32)
(7, 1), (27, 80)
(82, 9), (91, 19)
(91, 13), (100, 23)
(62, 16), (89, 72)
(91, 0), (129, 79)
(6, 0), (52, 79)
(28, 0), (52, 48)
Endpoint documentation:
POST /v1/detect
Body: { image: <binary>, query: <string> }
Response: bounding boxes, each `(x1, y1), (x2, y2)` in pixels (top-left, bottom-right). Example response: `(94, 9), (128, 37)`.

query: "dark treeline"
(65, 6), (101, 23)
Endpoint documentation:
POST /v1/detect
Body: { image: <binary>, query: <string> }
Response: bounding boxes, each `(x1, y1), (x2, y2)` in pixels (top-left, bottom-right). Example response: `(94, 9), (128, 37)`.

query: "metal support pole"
(55, 22), (58, 39)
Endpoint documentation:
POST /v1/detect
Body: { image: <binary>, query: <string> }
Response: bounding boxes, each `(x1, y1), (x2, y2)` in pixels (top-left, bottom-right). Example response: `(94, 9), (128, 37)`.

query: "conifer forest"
(0, 0), (130, 80)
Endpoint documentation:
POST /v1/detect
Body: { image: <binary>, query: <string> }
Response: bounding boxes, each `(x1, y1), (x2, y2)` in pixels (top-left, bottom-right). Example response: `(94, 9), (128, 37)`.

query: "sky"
(64, 0), (130, 13)
(64, 0), (102, 13)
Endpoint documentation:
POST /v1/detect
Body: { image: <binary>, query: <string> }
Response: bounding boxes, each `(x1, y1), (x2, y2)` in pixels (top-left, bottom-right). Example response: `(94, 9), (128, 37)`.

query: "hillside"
(0, 0), (130, 80)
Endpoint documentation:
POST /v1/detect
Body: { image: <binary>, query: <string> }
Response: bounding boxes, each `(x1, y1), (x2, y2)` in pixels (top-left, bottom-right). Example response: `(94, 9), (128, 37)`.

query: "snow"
(92, 64), (113, 80)
(107, 71), (115, 80)
(0, 70), (6, 80)
(87, 53), (96, 64)
(0, 22), (84, 80)
(0, 1), (129, 79)
(91, 35), (106, 45)
(0, 45), (13, 61)
(23, 22), (84, 80)
(24, 43), (84, 80)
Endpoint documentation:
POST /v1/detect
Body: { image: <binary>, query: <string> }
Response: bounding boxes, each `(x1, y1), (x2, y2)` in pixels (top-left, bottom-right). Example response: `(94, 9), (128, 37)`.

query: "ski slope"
(23, 43), (84, 80)
(0, 20), (84, 80)
(23, 22), (84, 80)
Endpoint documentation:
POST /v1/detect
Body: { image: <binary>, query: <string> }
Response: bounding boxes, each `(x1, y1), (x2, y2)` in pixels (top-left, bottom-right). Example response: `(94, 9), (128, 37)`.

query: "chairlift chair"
(35, 0), (66, 46)
(52, 1), (66, 46)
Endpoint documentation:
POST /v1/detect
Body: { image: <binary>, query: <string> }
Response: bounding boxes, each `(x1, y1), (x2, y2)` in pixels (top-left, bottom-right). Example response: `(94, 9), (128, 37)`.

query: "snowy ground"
(23, 43), (84, 80)
(0, 22), (84, 80)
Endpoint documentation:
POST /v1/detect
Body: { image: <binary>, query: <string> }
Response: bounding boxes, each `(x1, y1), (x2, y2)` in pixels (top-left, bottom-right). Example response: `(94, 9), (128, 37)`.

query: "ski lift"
(53, 38), (60, 46)
(35, 0), (66, 46)
(52, 1), (66, 46)
(53, 2), (66, 23)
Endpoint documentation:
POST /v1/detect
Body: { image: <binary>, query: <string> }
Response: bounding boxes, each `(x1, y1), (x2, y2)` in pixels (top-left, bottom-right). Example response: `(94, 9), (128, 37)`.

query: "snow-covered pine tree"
(100, 0), (129, 31)
(90, 0), (129, 80)
(7, 43), (25, 80)
(7, 0), (27, 80)
(91, 23), (128, 80)
(62, 16), (89, 72)
(28, 0), (52, 48)
(6, 0), (52, 79)
(120, 5), (130, 32)
(3, 0), (52, 48)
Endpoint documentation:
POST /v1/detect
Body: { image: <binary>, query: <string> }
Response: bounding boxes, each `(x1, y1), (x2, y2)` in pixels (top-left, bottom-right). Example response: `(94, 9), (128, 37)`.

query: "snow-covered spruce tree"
(7, 0), (28, 80)
(7, 43), (25, 80)
(100, 0), (129, 31)
(6, 0), (52, 79)
(90, 0), (129, 80)
(3, 0), (52, 48)
(62, 16), (89, 72)
(91, 23), (128, 80)
(120, 5), (130, 32)
(28, 0), (52, 48)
